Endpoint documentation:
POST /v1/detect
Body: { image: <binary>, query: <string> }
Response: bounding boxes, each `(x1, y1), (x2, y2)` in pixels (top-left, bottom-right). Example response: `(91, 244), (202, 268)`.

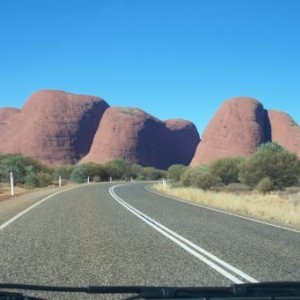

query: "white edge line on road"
(145, 185), (300, 234)
(109, 184), (259, 284)
(0, 185), (85, 231)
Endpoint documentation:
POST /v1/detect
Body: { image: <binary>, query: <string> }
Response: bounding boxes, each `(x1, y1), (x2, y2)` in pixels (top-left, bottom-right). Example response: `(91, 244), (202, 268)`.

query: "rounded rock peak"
(22, 89), (108, 112)
(190, 96), (266, 166)
(267, 109), (300, 157)
(0, 107), (21, 121)
(164, 119), (196, 130)
(224, 96), (262, 105)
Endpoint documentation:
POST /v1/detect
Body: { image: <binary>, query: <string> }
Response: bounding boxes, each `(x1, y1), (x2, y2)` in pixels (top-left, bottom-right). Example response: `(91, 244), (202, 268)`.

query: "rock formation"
(267, 110), (300, 157)
(81, 108), (200, 169)
(0, 90), (109, 164)
(163, 119), (200, 167)
(190, 97), (267, 165)
(1, 90), (299, 168)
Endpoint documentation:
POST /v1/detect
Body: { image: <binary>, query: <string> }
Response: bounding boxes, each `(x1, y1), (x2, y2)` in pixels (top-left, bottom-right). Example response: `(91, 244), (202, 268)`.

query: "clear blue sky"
(0, 0), (299, 134)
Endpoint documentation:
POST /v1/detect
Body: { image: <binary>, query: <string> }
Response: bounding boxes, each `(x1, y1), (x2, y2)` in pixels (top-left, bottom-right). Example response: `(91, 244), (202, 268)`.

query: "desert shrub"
(36, 172), (54, 187)
(142, 167), (166, 180)
(130, 163), (144, 179)
(167, 164), (188, 182)
(0, 154), (28, 184)
(192, 171), (220, 190)
(258, 141), (286, 153)
(55, 165), (74, 180)
(104, 159), (133, 180)
(0, 154), (53, 185)
(210, 157), (243, 185)
(25, 166), (38, 188)
(70, 165), (89, 183)
(223, 183), (251, 193)
(92, 175), (101, 182)
(255, 177), (274, 194)
(239, 143), (300, 190)
(180, 167), (193, 186)
(183, 165), (220, 190)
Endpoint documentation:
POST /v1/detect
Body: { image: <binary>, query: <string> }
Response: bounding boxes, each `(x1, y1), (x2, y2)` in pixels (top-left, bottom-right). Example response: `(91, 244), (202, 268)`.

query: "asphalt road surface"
(0, 182), (299, 299)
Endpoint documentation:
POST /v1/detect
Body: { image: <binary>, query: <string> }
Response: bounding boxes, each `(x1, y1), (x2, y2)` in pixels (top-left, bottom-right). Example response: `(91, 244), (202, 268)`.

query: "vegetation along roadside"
(153, 142), (300, 228)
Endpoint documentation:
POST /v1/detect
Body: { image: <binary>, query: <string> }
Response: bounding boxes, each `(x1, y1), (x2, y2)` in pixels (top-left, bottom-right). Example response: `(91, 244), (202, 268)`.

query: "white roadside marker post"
(87, 176), (90, 184)
(10, 172), (14, 196)
(110, 177), (112, 183)
(162, 178), (167, 189)
(59, 176), (62, 187)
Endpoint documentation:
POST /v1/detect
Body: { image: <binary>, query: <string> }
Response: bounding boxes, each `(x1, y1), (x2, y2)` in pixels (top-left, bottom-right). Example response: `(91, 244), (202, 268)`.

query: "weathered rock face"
(267, 110), (300, 157)
(81, 108), (200, 169)
(0, 108), (21, 142)
(80, 107), (164, 167)
(0, 107), (20, 122)
(191, 97), (267, 165)
(4, 90), (299, 169)
(0, 90), (109, 164)
(163, 119), (200, 167)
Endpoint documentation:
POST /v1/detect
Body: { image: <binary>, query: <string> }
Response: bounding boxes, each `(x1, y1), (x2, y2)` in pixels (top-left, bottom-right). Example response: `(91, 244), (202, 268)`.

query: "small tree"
(36, 172), (54, 187)
(210, 157), (243, 185)
(190, 166), (220, 190)
(0, 154), (28, 184)
(239, 142), (300, 190)
(131, 163), (143, 179)
(142, 167), (166, 180)
(55, 165), (74, 180)
(180, 167), (193, 186)
(70, 165), (89, 183)
(105, 159), (133, 180)
(255, 177), (274, 194)
(167, 164), (188, 182)
(25, 166), (38, 188)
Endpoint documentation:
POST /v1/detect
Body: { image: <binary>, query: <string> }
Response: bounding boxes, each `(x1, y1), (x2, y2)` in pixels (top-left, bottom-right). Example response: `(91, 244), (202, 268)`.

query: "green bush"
(0, 154), (28, 184)
(25, 166), (38, 188)
(130, 163), (144, 179)
(55, 165), (74, 180)
(180, 167), (193, 186)
(210, 157), (243, 185)
(239, 142), (300, 190)
(181, 165), (220, 190)
(104, 159), (133, 180)
(0, 154), (53, 187)
(70, 165), (89, 183)
(36, 172), (54, 187)
(255, 177), (274, 194)
(92, 175), (101, 182)
(192, 171), (220, 190)
(167, 164), (188, 182)
(142, 167), (166, 180)
(71, 163), (111, 183)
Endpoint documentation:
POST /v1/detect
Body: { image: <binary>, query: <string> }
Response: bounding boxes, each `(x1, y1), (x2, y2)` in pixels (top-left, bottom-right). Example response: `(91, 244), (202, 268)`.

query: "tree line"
(167, 142), (300, 193)
(1, 142), (299, 193)
(0, 154), (166, 188)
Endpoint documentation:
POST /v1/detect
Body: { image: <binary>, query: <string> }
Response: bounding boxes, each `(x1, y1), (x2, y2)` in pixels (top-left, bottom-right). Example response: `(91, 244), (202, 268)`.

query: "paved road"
(0, 182), (299, 298)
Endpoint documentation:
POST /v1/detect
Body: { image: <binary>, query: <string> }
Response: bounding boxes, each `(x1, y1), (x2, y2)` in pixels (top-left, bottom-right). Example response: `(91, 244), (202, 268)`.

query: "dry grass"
(153, 184), (300, 228)
(0, 183), (27, 195)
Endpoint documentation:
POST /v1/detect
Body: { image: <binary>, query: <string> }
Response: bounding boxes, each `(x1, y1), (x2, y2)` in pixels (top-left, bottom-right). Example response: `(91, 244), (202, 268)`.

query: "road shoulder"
(0, 185), (75, 225)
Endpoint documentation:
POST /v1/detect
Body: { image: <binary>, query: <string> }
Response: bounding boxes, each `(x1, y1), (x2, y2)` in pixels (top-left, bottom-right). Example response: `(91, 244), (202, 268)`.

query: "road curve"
(0, 182), (299, 298)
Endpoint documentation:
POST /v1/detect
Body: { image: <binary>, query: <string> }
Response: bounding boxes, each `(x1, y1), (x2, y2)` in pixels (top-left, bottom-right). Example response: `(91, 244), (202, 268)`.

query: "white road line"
(109, 184), (259, 284)
(0, 185), (84, 231)
(145, 185), (300, 234)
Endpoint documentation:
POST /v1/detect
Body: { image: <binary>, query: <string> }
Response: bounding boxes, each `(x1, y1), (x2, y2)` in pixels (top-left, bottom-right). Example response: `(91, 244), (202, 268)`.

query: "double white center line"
(109, 184), (259, 284)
